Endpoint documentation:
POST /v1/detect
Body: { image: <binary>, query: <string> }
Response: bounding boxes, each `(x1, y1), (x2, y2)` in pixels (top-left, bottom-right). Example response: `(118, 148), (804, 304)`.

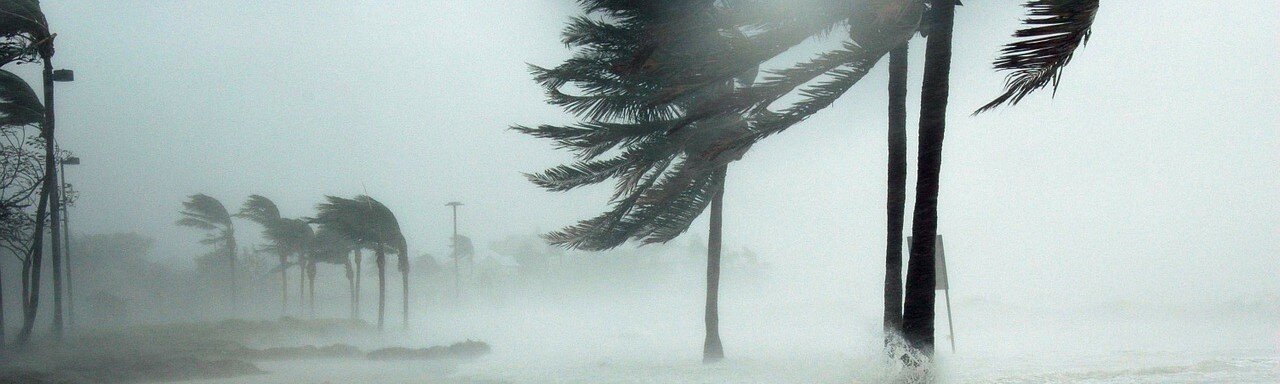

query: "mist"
(0, 1), (1276, 383)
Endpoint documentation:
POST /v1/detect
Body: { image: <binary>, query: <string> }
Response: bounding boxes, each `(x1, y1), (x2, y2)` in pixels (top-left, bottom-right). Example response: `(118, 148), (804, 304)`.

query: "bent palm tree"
(0, 67), (42, 345)
(236, 195), (291, 314)
(312, 195), (407, 330)
(529, 0), (1099, 361)
(177, 194), (237, 307)
(2, 0), (68, 341)
(519, 1), (777, 362)
(268, 218), (314, 316)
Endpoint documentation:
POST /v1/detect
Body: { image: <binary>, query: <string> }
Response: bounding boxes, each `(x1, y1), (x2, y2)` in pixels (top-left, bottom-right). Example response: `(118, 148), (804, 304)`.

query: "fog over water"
(0, 1), (1276, 383)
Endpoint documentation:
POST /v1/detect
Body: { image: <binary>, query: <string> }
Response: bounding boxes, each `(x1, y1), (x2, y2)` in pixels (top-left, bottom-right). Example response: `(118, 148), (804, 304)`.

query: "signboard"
(907, 235), (947, 290)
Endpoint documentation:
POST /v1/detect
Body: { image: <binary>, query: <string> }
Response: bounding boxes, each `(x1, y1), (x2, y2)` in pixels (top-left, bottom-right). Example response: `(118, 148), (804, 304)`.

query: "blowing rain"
(0, 1), (1276, 383)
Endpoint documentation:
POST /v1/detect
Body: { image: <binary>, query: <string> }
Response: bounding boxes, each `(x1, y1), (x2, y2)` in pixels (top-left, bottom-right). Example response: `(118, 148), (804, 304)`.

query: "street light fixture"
(52, 69), (74, 82)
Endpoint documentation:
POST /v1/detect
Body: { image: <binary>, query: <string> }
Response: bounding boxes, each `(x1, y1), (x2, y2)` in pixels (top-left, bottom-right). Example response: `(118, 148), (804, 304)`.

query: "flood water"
(184, 349), (1277, 384)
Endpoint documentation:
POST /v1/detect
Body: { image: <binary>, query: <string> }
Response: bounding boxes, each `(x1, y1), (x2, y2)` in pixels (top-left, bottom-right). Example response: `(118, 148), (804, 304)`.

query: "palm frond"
(0, 69), (43, 128)
(177, 194), (231, 229)
(0, 0), (51, 60)
(975, 0), (1098, 114)
(235, 194), (281, 225)
(312, 195), (404, 255)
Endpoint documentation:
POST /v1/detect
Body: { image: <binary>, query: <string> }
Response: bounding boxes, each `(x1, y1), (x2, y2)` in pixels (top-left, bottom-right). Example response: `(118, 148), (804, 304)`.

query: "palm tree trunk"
(400, 258), (409, 330)
(279, 251), (288, 316)
(227, 235), (237, 312)
(703, 166), (727, 363)
(344, 258), (356, 319)
(902, 0), (955, 356)
(884, 43), (909, 343)
(353, 250), (362, 320)
(376, 247), (386, 331)
(18, 182), (51, 344)
(307, 262), (316, 319)
(299, 256), (306, 312)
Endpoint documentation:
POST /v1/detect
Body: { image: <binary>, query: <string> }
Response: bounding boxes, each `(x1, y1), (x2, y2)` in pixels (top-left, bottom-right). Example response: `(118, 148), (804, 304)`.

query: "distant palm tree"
(177, 194), (237, 307)
(268, 218), (314, 316)
(312, 195), (407, 330)
(236, 195), (291, 314)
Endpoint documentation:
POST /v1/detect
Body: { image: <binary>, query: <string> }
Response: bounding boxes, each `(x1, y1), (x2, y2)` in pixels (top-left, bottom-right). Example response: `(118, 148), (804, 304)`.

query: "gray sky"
(23, 1), (1279, 310)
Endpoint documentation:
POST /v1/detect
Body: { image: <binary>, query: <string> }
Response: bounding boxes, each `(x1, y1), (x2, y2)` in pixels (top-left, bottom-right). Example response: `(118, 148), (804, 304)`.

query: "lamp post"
(59, 155), (79, 331)
(445, 202), (462, 301)
(47, 68), (73, 339)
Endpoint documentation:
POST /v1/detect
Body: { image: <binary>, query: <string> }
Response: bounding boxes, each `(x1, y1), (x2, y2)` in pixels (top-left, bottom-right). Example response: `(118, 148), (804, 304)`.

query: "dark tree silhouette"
(236, 195), (290, 313)
(0, 68), (43, 345)
(177, 194), (237, 309)
(883, 43), (908, 343)
(313, 195), (407, 331)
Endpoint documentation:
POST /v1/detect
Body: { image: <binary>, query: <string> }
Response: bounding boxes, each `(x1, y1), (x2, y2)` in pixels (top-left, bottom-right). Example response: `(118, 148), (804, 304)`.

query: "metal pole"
(43, 58), (65, 340)
(944, 286), (955, 352)
(60, 160), (74, 331)
(939, 238), (955, 353)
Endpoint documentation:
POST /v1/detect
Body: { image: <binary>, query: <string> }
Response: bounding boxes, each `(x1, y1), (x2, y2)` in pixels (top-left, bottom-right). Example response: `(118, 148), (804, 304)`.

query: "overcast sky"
(20, 1), (1278, 309)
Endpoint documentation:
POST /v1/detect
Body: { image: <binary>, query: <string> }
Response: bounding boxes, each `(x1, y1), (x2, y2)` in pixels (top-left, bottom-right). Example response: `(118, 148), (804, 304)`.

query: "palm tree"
(899, 0), (1101, 355)
(177, 194), (237, 307)
(519, 1), (779, 363)
(0, 71), (42, 344)
(267, 218), (314, 316)
(312, 195), (407, 330)
(1, 0), (67, 342)
(236, 194), (290, 314)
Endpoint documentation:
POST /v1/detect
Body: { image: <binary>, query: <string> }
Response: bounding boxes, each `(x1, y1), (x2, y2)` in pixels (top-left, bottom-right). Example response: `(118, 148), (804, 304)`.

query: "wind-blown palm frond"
(524, 0), (927, 251)
(312, 195), (405, 255)
(310, 227), (355, 265)
(236, 194), (281, 226)
(0, 69), (42, 128)
(0, 0), (51, 63)
(177, 193), (233, 245)
(975, 0), (1098, 114)
(265, 218), (313, 255)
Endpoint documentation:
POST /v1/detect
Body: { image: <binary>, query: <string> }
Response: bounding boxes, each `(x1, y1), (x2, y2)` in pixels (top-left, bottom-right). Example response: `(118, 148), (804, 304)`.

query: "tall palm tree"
(899, 0), (1101, 355)
(177, 194), (237, 307)
(1, 0), (68, 342)
(236, 194), (290, 314)
(518, 1), (777, 362)
(0, 68), (42, 344)
(883, 42), (909, 344)
(312, 195), (407, 330)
